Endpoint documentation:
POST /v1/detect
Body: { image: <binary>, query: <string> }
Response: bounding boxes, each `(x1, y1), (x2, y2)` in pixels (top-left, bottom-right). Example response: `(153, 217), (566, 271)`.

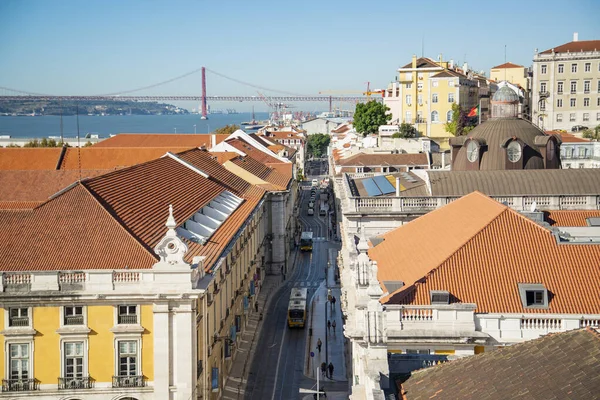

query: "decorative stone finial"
(357, 229), (369, 253)
(166, 204), (177, 231)
(367, 261), (383, 297)
(154, 205), (188, 267)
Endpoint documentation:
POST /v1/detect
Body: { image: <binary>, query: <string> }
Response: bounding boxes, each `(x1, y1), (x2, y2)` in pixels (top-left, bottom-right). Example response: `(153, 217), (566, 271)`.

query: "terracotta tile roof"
(337, 152), (429, 167)
(210, 151), (239, 163)
(0, 201), (44, 210)
(60, 147), (192, 170)
(0, 148), (63, 170)
(401, 328), (600, 400)
(230, 156), (290, 190)
(0, 170), (110, 202)
(400, 57), (440, 69)
(332, 125), (351, 134)
(547, 131), (590, 142)
(268, 144), (286, 153)
(491, 62), (524, 69)
(175, 148), (251, 195)
(92, 133), (228, 148)
(0, 184), (156, 271)
(83, 156), (225, 248)
(248, 133), (275, 147)
(545, 210), (600, 227)
(540, 40), (600, 54)
(261, 131), (305, 141)
(226, 138), (283, 165)
(428, 169), (600, 196)
(371, 192), (600, 314)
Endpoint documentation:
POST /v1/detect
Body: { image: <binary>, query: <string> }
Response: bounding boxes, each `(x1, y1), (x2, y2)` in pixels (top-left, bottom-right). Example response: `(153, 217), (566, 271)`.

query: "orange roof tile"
(540, 40), (600, 55)
(0, 148), (63, 170)
(370, 192), (600, 314)
(60, 147), (192, 170)
(230, 157), (290, 190)
(0, 170), (110, 202)
(92, 133), (228, 148)
(545, 210), (600, 227)
(0, 184), (157, 271)
(0, 201), (43, 210)
(547, 131), (590, 143)
(337, 152), (428, 167)
(491, 62), (524, 69)
(226, 138), (284, 165)
(210, 151), (239, 163)
(268, 144), (286, 153)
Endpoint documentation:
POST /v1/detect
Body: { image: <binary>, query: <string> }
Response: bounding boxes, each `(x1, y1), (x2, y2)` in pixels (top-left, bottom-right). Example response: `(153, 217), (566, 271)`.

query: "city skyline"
(1, 0), (599, 111)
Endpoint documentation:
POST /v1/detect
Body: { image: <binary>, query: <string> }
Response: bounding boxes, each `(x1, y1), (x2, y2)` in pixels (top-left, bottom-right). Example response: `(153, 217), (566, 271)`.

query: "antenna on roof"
(504, 44), (507, 82)
(421, 35), (424, 58)
(76, 105), (82, 182)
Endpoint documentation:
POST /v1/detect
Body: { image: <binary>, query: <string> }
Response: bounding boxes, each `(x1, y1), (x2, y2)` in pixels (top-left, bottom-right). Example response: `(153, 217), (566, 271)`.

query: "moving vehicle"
(308, 207), (315, 216)
(319, 204), (327, 216)
(309, 201), (315, 209)
(288, 287), (308, 328)
(311, 179), (318, 187)
(300, 231), (313, 251)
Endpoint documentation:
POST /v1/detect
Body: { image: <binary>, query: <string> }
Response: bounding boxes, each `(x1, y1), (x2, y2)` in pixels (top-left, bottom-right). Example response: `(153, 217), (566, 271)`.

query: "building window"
(557, 82), (563, 94)
(570, 81), (577, 94)
(432, 93), (438, 103)
(579, 147), (587, 158)
(9, 308), (29, 327)
(598, 98), (600, 106)
(211, 367), (219, 391)
(356, 167), (363, 173)
(565, 163), (571, 168)
(597, 112), (600, 121)
(540, 82), (546, 93)
(118, 305), (138, 324)
(432, 80), (439, 87)
(406, 83), (412, 89)
(64, 306), (84, 325)
(9, 343), (29, 381)
(519, 283), (548, 308)
(446, 110), (453, 121)
(449, 81), (455, 87)
(405, 73), (412, 81)
(117, 341), (138, 376)
(570, 113), (576, 122)
(557, 99), (563, 108)
(431, 111), (439, 122)
(541, 65), (547, 74)
(466, 141), (479, 163)
(570, 98), (576, 107)
(558, 64), (564, 73)
(405, 95), (412, 105)
(417, 82), (423, 91)
(527, 290), (544, 306)
(571, 63), (577, 73)
(584, 81), (590, 93)
(406, 349), (430, 354)
(585, 62), (591, 72)
(405, 111), (412, 123)
(64, 342), (84, 378)
(540, 101), (546, 111)
(448, 93), (454, 102)
(507, 141), (522, 162)
(579, 163), (585, 168)
(584, 98), (590, 107)
(583, 113), (590, 121)
(418, 95), (423, 105)
(556, 113), (562, 122)
(430, 290), (449, 304)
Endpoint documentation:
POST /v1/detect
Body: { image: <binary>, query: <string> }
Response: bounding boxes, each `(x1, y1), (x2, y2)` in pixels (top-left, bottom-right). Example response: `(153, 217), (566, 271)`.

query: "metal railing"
(112, 375), (146, 388)
(2, 379), (38, 392)
(118, 314), (138, 324)
(9, 316), (29, 327)
(64, 315), (84, 325)
(58, 376), (92, 390)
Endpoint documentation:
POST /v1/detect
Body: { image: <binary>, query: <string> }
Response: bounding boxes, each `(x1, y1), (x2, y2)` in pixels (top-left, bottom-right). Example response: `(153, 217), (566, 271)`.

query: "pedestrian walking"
(254, 301), (259, 313)
(332, 320), (336, 333)
(328, 362), (334, 379)
(327, 320), (331, 333)
(321, 362), (327, 377)
(317, 338), (322, 353)
(331, 296), (336, 310)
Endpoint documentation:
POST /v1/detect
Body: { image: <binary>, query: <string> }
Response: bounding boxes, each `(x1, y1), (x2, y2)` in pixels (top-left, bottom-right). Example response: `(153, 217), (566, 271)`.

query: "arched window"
(431, 111), (439, 122)
(446, 110), (453, 122)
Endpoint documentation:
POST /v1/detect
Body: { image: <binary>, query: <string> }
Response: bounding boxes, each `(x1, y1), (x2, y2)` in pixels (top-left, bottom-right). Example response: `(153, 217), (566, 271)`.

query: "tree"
(306, 134), (330, 158)
(353, 100), (391, 136)
(213, 124), (240, 135)
(296, 167), (304, 182)
(582, 125), (600, 140)
(391, 123), (420, 138)
(444, 103), (476, 136)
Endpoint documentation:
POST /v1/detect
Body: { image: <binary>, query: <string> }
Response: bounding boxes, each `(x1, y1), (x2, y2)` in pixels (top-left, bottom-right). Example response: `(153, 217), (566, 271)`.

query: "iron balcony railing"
(8, 316), (29, 327)
(64, 315), (84, 325)
(58, 376), (92, 390)
(117, 314), (138, 324)
(112, 375), (146, 388)
(2, 379), (39, 392)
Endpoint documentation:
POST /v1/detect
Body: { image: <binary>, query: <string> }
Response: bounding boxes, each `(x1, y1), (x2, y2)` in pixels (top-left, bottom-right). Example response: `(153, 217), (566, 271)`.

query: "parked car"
(311, 179), (318, 187)
(572, 125), (589, 132)
(309, 201), (315, 208)
(307, 207), (314, 216)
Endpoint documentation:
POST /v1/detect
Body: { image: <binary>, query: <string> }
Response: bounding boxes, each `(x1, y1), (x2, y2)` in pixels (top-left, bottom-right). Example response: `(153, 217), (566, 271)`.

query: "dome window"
(507, 141), (522, 163)
(466, 140), (479, 163)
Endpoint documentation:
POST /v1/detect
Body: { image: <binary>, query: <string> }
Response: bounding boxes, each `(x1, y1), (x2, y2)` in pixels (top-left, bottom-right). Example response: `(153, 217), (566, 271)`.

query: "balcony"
(9, 316), (29, 327)
(58, 376), (92, 390)
(118, 315), (138, 324)
(64, 315), (84, 325)
(2, 379), (39, 392)
(112, 375), (146, 388)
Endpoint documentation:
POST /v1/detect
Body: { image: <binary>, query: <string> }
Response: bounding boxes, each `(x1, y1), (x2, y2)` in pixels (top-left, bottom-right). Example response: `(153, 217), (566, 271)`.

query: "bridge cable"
(204, 68), (308, 96)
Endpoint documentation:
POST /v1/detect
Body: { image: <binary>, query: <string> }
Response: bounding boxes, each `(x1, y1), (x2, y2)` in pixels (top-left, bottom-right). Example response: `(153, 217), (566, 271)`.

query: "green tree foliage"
(444, 103), (476, 136)
(306, 134), (331, 158)
(353, 101), (391, 136)
(391, 123), (420, 138)
(582, 125), (600, 140)
(213, 124), (240, 135)
(84, 141), (94, 147)
(296, 167), (304, 182)
(24, 138), (61, 147)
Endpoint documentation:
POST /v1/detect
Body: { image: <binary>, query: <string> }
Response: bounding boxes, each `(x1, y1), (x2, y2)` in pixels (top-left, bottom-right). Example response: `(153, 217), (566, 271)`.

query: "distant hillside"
(0, 100), (188, 116)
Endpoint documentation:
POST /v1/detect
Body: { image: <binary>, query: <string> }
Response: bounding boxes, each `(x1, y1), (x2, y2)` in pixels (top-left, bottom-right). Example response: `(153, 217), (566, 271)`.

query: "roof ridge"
(79, 182), (158, 260)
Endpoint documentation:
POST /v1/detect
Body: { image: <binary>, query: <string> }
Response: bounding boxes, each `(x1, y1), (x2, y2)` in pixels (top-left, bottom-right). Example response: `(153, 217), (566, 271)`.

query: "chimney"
(395, 177), (400, 197)
(412, 54), (417, 68)
(449, 59), (454, 69)
(463, 62), (469, 73)
(573, 32), (579, 42)
(211, 134), (216, 148)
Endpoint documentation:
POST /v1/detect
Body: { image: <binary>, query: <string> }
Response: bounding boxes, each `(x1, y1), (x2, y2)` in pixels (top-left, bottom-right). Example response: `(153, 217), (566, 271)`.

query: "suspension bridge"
(0, 67), (381, 117)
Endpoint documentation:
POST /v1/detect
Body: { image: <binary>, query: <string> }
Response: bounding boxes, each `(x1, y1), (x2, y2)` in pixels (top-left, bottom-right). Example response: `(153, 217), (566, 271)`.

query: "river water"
(0, 113), (270, 139)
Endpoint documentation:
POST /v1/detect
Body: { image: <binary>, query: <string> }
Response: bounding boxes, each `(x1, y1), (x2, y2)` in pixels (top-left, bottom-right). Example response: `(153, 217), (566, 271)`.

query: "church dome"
(492, 85), (520, 103)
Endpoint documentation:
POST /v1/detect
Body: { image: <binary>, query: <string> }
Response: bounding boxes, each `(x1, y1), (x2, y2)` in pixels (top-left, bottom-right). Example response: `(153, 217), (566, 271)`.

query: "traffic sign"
(310, 351), (315, 357)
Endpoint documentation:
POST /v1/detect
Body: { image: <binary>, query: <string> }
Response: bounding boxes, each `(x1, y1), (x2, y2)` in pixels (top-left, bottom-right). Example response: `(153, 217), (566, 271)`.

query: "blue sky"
(1, 0), (599, 111)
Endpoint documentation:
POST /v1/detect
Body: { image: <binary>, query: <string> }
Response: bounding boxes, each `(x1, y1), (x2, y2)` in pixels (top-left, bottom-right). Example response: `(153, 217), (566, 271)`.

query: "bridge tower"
(201, 67), (208, 120)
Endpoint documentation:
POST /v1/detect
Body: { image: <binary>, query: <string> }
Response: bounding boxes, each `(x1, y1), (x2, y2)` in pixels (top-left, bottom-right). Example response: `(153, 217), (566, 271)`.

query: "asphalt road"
(243, 160), (339, 400)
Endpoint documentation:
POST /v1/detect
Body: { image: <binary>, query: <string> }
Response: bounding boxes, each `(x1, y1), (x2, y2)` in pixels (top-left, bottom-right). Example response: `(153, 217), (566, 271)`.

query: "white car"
(311, 179), (318, 187)
(307, 208), (314, 216)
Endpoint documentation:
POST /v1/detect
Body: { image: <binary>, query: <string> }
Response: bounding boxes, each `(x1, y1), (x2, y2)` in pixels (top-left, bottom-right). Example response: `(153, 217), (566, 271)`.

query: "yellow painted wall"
(33, 307), (60, 384)
(141, 305), (154, 381)
(88, 306), (115, 383)
(434, 349), (456, 355)
(490, 67), (527, 89)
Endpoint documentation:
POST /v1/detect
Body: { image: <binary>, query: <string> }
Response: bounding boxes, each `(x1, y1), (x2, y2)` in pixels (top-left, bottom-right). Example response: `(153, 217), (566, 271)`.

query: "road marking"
(271, 307), (288, 400)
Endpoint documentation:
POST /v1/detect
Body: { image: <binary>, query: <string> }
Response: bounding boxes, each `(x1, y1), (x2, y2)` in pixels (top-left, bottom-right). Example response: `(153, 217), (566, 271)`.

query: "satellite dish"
(530, 201), (537, 213)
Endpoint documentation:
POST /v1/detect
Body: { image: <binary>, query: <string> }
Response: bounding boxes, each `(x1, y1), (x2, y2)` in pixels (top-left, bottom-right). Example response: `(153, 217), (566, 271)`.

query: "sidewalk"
(222, 249), (299, 400)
